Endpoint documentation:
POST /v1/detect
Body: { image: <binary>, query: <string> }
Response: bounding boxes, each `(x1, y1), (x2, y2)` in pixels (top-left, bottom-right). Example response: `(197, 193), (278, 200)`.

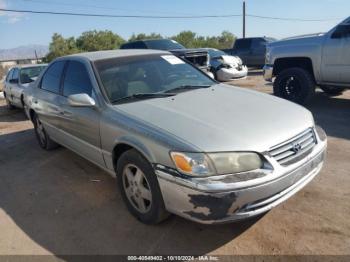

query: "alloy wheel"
(122, 164), (152, 213)
(35, 117), (46, 146)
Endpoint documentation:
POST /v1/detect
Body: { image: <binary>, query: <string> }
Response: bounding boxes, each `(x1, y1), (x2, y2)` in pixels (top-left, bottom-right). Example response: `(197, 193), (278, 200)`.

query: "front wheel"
(117, 149), (169, 224)
(319, 86), (345, 96)
(273, 68), (315, 105)
(4, 93), (15, 110)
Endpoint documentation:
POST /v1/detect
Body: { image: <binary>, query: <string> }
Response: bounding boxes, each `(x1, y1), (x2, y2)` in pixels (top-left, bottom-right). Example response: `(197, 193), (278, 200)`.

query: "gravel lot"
(0, 70), (349, 256)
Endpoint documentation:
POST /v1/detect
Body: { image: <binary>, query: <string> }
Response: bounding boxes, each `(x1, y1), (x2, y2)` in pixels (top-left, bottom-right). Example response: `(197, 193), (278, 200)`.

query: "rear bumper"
(263, 64), (274, 81)
(156, 140), (326, 224)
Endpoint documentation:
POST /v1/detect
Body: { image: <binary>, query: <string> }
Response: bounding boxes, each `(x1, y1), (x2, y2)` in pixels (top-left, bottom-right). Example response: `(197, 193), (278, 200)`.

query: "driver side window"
(63, 61), (93, 97)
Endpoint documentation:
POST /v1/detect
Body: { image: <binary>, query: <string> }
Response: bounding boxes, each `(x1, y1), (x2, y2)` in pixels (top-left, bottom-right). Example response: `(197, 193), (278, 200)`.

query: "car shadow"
(0, 104), (28, 122)
(0, 129), (261, 256)
(306, 91), (350, 141)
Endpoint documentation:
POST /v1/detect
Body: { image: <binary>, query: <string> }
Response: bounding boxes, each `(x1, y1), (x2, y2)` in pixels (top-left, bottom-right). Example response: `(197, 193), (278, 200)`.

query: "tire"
(117, 149), (169, 224)
(319, 86), (345, 96)
(273, 67), (315, 105)
(4, 93), (15, 110)
(33, 113), (59, 150)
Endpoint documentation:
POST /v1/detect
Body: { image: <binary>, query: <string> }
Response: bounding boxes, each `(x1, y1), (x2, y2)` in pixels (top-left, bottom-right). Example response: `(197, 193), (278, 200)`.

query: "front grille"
(269, 128), (317, 166)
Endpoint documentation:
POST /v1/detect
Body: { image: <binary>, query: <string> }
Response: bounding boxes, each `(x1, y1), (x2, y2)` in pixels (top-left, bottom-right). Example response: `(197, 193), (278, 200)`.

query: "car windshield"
(207, 49), (227, 58)
(144, 40), (185, 50)
(20, 65), (47, 84)
(94, 54), (215, 103)
(266, 37), (277, 42)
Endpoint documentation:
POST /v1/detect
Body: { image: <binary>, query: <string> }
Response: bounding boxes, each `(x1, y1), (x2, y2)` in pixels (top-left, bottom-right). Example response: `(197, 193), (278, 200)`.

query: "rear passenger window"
(41, 61), (65, 94)
(251, 39), (266, 49)
(63, 61), (93, 97)
(235, 39), (252, 50)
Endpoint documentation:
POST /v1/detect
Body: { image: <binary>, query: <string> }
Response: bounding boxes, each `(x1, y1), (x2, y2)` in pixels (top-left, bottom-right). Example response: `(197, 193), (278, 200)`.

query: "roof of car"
(11, 64), (47, 69)
(65, 49), (170, 61)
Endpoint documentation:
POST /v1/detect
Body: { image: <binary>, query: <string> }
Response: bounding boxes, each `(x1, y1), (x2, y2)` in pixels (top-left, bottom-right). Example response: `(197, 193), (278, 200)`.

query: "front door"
(321, 23), (350, 84)
(58, 60), (104, 167)
(7, 68), (20, 106)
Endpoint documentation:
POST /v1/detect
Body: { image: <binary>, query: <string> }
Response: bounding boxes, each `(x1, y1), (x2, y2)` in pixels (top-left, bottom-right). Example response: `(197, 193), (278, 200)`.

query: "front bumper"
(263, 64), (274, 81)
(216, 65), (248, 81)
(156, 138), (326, 224)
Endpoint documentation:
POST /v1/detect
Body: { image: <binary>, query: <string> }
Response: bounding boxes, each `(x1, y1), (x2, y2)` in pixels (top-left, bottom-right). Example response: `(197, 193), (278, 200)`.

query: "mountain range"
(0, 45), (49, 61)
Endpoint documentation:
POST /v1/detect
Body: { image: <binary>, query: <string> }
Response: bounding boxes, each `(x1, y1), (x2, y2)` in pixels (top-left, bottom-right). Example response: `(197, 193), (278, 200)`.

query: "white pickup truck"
(264, 17), (350, 104)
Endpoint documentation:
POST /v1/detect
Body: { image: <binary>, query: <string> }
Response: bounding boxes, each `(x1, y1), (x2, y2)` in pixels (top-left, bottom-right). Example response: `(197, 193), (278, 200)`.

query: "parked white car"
(4, 64), (47, 109)
(206, 48), (248, 81)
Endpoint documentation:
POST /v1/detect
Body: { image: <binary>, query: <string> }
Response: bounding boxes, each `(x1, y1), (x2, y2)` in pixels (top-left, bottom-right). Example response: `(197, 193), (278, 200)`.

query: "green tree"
(128, 33), (163, 41)
(171, 31), (197, 48)
(76, 30), (125, 52)
(45, 33), (80, 62)
(217, 31), (236, 49)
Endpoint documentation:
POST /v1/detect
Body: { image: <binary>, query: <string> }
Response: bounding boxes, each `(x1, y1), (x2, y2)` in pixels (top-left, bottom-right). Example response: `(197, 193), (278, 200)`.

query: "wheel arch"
(112, 138), (156, 175)
(273, 57), (315, 81)
(29, 108), (36, 123)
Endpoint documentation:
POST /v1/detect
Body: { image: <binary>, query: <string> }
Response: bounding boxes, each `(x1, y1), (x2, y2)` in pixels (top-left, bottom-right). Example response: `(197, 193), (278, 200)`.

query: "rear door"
(7, 68), (20, 105)
(58, 60), (104, 166)
(32, 61), (66, 137)
(11, 68), (25, 107)
(250, 38), (267, 67)
(233, 39), (252, 65)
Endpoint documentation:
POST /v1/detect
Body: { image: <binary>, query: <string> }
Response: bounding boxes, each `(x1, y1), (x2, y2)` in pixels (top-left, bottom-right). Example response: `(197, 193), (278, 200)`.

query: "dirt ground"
(0, 70), (349, 256)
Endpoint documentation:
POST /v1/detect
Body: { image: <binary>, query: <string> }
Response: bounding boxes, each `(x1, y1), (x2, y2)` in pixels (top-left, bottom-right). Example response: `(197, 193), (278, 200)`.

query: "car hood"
(170, 48), (208, 55)
(269, 33), (324, 48)
(115, 84), (314, 152)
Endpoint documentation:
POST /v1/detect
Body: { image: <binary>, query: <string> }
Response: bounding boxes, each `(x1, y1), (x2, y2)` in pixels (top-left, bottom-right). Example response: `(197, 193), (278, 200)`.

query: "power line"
(248, 14), (341, 22)
(21, 0), (196, 16)
(0, 8), (241, 19)
(0, 8), (343, 21)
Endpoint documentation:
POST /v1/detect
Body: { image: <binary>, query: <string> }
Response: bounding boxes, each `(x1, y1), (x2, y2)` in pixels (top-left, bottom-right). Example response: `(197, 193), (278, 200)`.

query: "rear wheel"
(117, 149), (169, 224)
(273, 67), (315, 104)
(319, 86), (345, 96)
(33, 113), (59, 150)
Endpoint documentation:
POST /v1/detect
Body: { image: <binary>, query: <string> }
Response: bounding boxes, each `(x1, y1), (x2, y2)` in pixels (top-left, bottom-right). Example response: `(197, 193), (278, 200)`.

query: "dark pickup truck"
(120, 39), (211, 75)
(223, 37), (276, 67)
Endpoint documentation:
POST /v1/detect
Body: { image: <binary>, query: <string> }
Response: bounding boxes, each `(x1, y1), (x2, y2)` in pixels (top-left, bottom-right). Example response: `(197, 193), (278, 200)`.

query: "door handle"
(33, 100), (38, 104)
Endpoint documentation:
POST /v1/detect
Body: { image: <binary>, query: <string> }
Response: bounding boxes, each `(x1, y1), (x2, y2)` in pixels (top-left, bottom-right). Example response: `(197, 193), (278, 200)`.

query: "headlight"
(170, 152), (216, 176)
(235, 56), (242, 64)
(170, 152), (263, 177)
(209, 152), (262, 175)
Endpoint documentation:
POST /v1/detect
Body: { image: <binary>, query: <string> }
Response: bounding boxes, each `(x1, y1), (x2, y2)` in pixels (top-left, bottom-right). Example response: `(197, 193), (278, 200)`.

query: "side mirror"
(331, 24), (350, 39)
(68, 93), (96, 107)
(9, 79), (18, 84)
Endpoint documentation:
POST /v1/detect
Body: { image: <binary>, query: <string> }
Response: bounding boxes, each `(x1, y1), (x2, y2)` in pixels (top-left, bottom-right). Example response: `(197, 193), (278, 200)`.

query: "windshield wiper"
(112, 93), (176, 104)
(164, 84), (212, 93)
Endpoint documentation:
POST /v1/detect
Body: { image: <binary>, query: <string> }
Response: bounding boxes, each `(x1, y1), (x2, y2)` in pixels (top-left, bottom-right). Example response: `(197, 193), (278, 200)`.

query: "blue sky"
(0, 0), (349, 49)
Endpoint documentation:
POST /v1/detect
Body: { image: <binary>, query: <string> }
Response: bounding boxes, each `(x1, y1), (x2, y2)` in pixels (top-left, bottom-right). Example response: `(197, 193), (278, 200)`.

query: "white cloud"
(0, 0), (25, 24)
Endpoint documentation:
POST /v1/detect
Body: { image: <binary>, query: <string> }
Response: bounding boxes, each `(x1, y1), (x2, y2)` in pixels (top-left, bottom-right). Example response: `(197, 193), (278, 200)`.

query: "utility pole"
(243, 0), (246, 38)
(34, 50), (39, 63)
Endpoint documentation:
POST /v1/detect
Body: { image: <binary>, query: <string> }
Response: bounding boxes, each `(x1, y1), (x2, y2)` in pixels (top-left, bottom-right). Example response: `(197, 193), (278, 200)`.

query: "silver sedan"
(24, 50), (327, 224)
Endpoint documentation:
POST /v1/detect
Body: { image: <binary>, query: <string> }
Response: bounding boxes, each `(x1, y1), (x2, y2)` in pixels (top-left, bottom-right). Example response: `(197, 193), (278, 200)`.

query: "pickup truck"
(223, 37), (276, 67)
(264, 17), (350, 104)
